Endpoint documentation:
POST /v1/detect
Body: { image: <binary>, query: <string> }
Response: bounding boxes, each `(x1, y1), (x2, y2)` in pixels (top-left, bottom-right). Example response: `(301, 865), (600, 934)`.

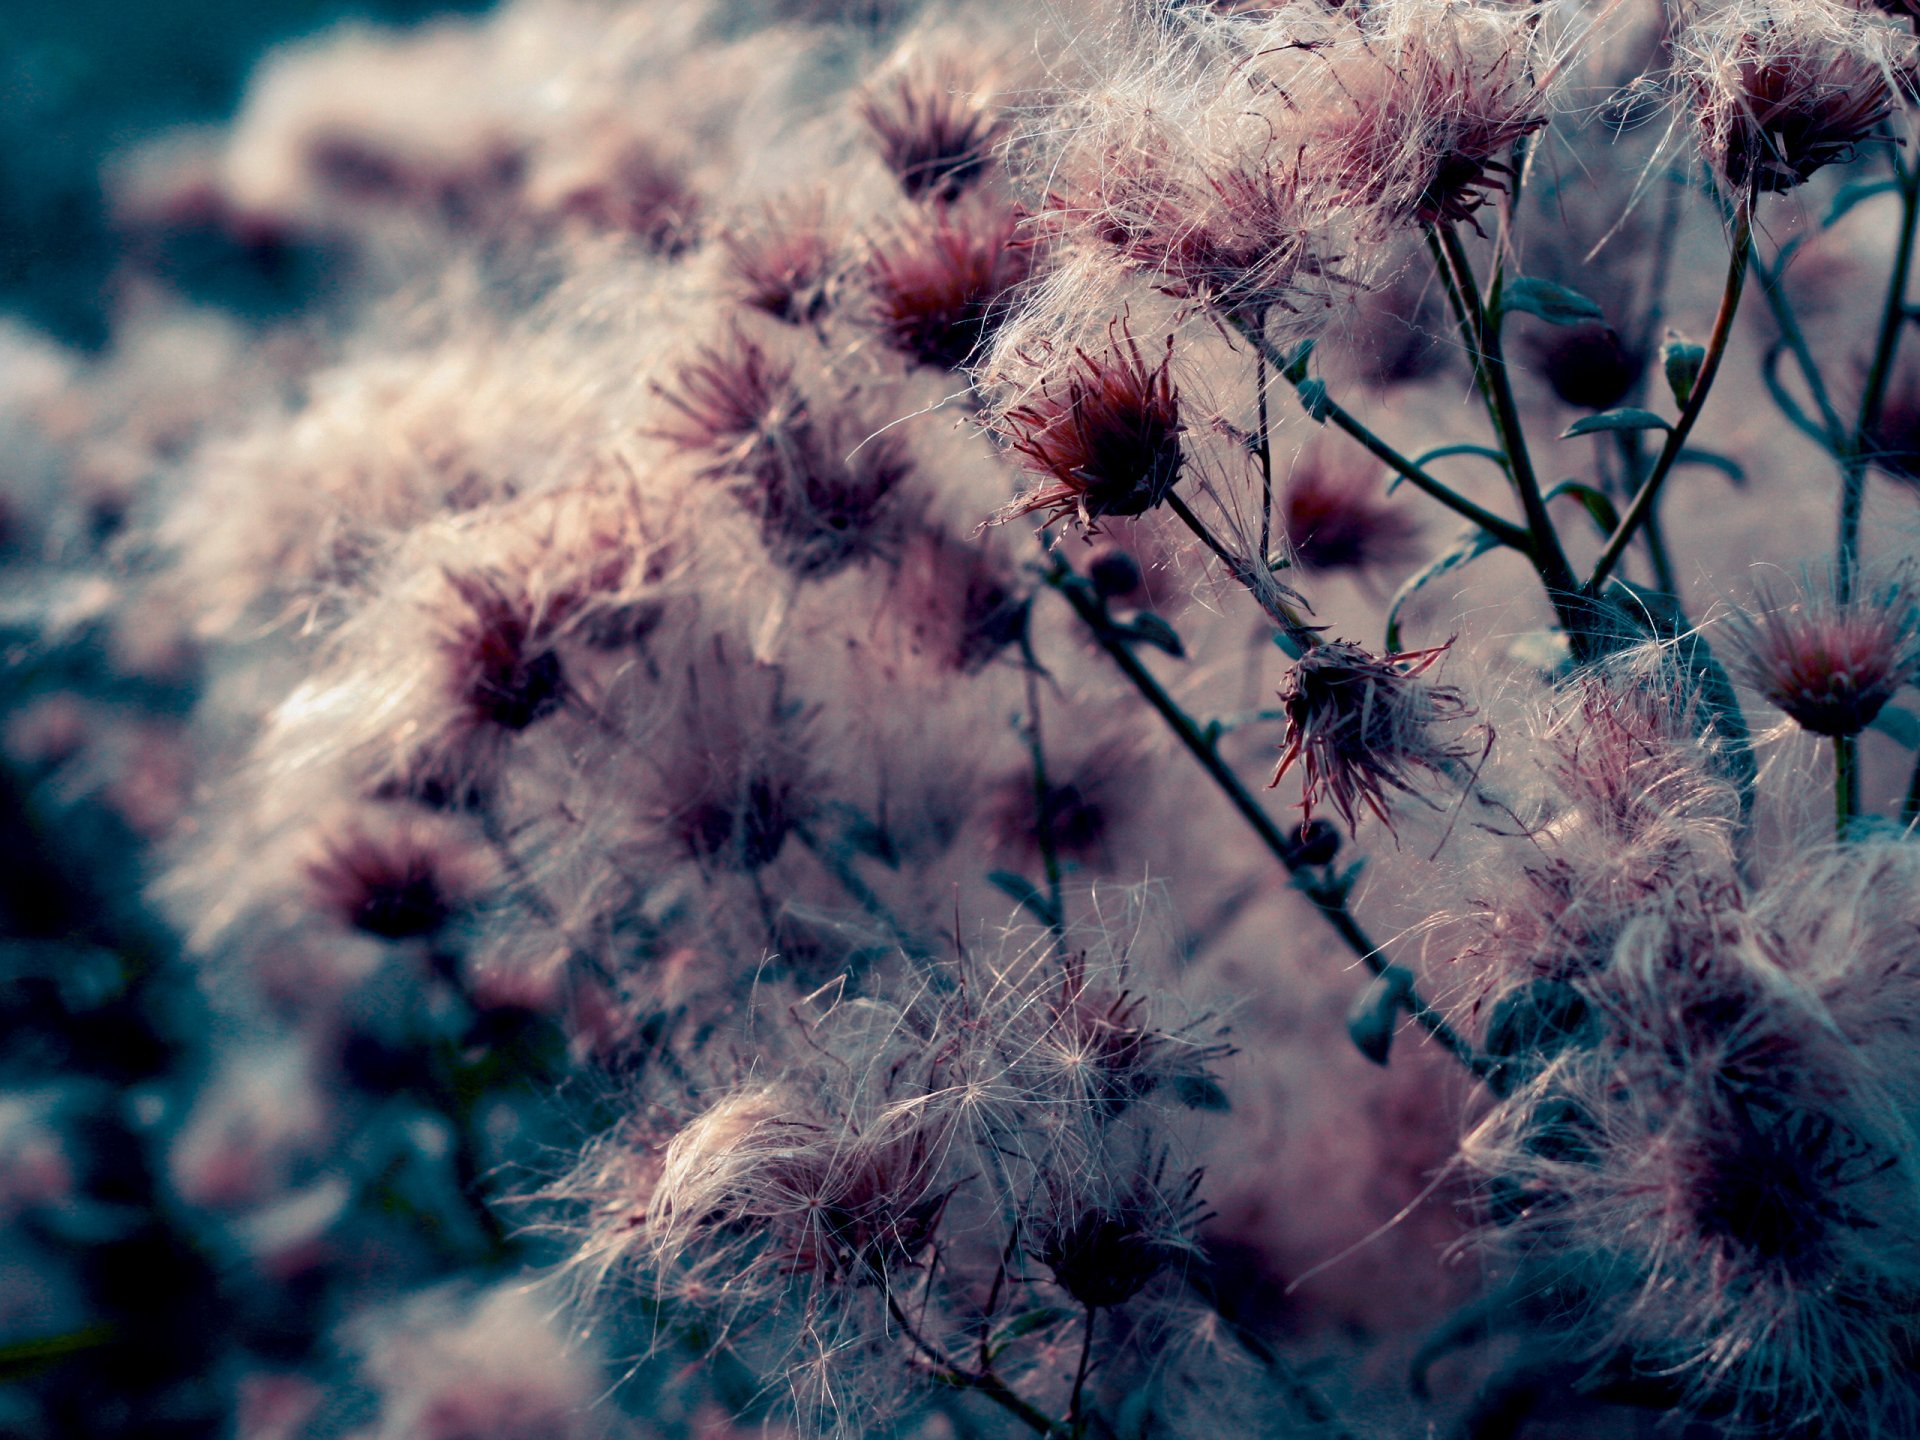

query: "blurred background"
(0, 0), (489, 347)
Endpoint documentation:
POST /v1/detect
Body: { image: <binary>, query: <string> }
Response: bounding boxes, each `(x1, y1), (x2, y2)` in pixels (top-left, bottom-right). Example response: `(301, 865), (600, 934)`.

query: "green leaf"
(1663, 335), (1706, 409)
(1347, 967), (1415, 1067)
(987, 1306), (1075, 1362)
(1544, 480), (1621, 536)
(1118, 612), (1186, 658)
(1561, 408), (1672, 439)
(1384, 525), (1504, 651)
(1502, 276), (1607, 327)
(986, 871), (1059, 928)
(1674, 448), (1746, 486)
(1393, 443), (1508, 494)
(1168, 1072), (1231, 1111)
(1872, 703), (1920, 750)
(1825, 177), (1899, 227)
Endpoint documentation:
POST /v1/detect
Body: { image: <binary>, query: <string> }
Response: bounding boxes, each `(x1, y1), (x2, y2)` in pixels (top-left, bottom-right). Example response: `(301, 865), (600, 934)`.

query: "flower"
(721, 195), (838, 325)
(1728, 570), (1920, 737)
(1028, 1155), (1208, 1309)
(1269, 638), (1476, 833)
(1279, 445), (1421, 575)
(859, 58), (1003, 202)
(1686, 7), (1902, 195)
(989, 323), (1183, 529)
(867, 199), (1034, 369)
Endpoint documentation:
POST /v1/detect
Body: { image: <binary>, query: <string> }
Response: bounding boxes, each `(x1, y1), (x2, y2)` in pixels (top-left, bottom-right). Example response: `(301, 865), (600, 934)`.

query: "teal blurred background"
(0, 0), (490, 346)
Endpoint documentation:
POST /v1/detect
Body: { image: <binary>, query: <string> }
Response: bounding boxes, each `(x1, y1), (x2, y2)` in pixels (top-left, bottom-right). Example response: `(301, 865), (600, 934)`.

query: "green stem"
(1232, 323), (1532, 550)
(1844, 151), (1920, 600)
(1590, 193), (1755, 592)
(1163, 490), (1317, 648)
(1836, 733), (1858, 839)
(1069, 1305), (1097, 1438)
(1434, 225), (1582, 613)
(886, 1292), (1064, 1438)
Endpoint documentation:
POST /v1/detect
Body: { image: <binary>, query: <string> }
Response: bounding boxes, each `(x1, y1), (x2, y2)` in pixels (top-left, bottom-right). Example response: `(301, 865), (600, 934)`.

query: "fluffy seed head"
(721, 195), (838, 325)
(1686, 6), (1902, 194)
(866, 199), (1035, 369)
(1270, 637), (1476, 834)
(1729, 571), (1920, 736)
(859, 58), (1003, 202)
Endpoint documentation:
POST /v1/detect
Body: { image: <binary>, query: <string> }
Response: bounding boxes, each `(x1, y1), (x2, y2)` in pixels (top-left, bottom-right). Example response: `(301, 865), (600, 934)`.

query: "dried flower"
(721, 196), (838, 325)
(1029, 1157), (1207, 1309)
(867, 200), (1034, 369)
(306, 812), (482, 941)
(859, 59), (1003, 202)
(1270, 638), (1475, 833)
(1729, 571), (1920, 736)
(1280, 446), (1421, 574)
(990, 324), (1183, 529)
(440, 569), (570, 734)
(1310, 6), (1549, 232)
(1688, 10), (1901, 194)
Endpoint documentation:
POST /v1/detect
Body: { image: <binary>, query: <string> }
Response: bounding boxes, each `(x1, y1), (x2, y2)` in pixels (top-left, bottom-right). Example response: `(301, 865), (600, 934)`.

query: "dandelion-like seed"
(989, 324), (1182, 529)
(867, 199), (1034, 370)
(1269, 638), (1475, 833)
(1729, 572), (1920, 736)
(859, 59), (1003, 202)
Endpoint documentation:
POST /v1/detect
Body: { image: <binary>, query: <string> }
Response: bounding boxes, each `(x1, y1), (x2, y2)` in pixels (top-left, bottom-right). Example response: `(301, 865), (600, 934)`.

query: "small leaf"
(1295, 377), (1333, 422)
(986, 871), (1059, 928)
(1561, 408), (1672, 439)
(1825, 177), (1899, 227)
(1663, 333), (1706, 409)
(987, 1306), (1075, 1362)
(1544, 480), (1621, 536)
(1347, 968), (1415, 1067)
(1168, 1072), (1231, 1112)
(1502, 276), (1607, 327)
(1384, 525), (1504, 651)
(1872, 703), (1920, 750)
(1118, 612), (1186, 658)
(1674, 448), (1746, 486)
(1394, 443), (1509, 493)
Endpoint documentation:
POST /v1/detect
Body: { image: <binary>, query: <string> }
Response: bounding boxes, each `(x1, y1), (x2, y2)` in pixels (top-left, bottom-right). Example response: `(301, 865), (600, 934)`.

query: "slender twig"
(1069, 1304), (1098, 1437)
(1590, 191), (1755, 591)
(1836, 734), (1858, 838)
(1434, 224), (1583, 613)
(885, 1291), (1064, 1438)
(1163, 490), (1317, 645)
(1021, 664), (1069, 953)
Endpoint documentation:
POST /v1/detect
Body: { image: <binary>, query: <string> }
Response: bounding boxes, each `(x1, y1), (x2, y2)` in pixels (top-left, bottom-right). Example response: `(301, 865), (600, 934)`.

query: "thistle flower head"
(1269, 638), (1476, 834)
(988, 323), (1183, 529)
(866, 198), (1035, 370)
(305, 810), (484, 941)
(1729, 569), (1920, 736)
(439, 568), (570, 735)
(859, 57), (1004, 202)
(1685, 2), (1904, 195)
